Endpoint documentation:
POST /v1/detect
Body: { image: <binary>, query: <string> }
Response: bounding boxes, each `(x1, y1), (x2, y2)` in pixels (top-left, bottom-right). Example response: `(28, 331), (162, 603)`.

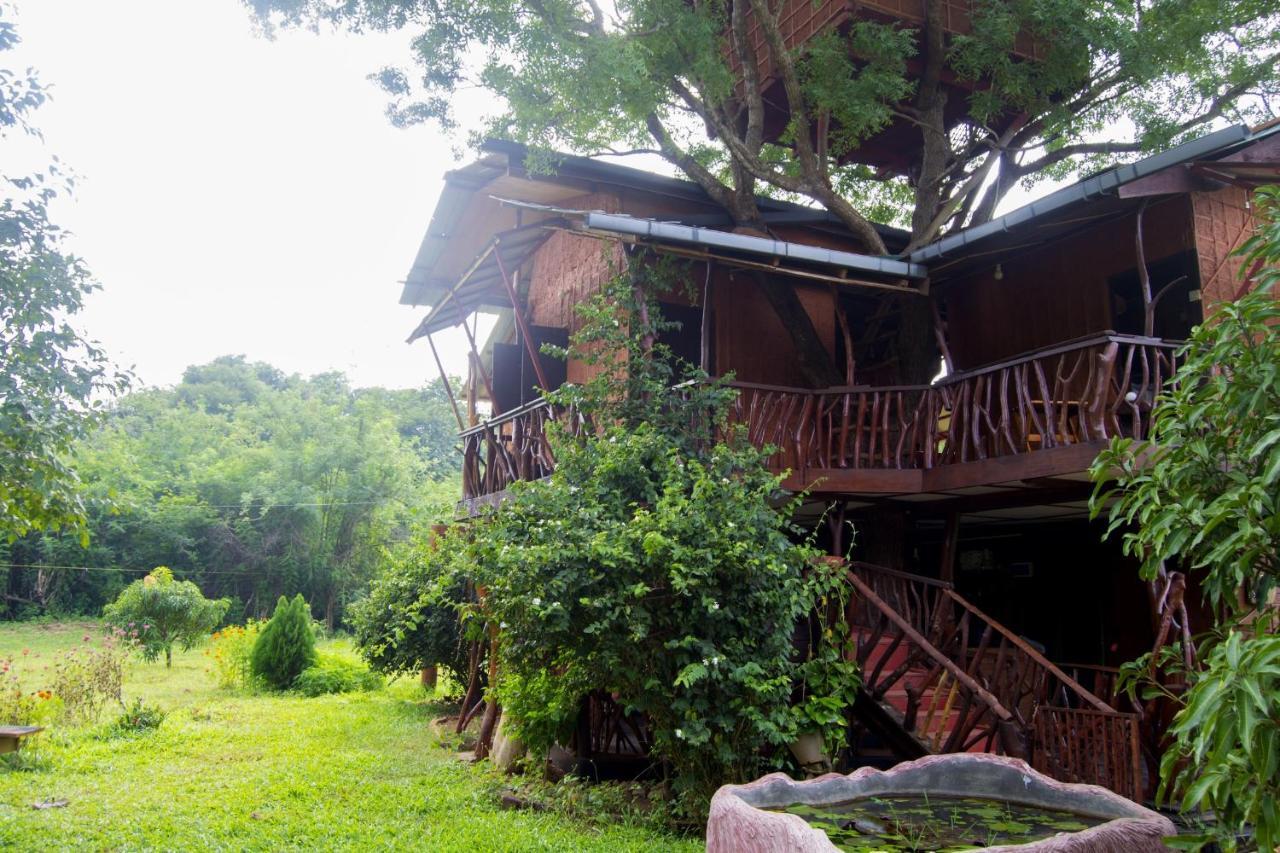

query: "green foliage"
(349, 530), (471, 683)
(294, 650), (384, 697)
(112, 697), (165, 734)
(3, 355), (461, 621)
(246, 0), (1276, 245)
(1160, 629), (1280, 852)
(1092, 187), (1280, 850)
(452, 260), (857, 808)
(103, 567), (230, 668)
(0, 14), (130, 544)
(250, 594), (318, 689)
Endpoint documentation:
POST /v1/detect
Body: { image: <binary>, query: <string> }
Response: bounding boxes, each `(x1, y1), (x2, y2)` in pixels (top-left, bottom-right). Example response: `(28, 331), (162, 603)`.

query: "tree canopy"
(246, 0), (1278, 251)
(2, 356), (462, 624)
(0, 13), (130, 543)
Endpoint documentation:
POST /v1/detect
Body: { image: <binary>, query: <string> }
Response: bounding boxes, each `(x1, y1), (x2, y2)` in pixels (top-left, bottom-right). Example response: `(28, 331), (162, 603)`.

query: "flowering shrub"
(206, 621), (263, 689)
(49, 629), (132, 725)
(0, 654), (59, 727)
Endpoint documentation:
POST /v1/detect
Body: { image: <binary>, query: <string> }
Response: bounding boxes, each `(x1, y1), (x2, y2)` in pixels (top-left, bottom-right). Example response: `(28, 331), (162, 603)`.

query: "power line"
(0, 561), (254, 576)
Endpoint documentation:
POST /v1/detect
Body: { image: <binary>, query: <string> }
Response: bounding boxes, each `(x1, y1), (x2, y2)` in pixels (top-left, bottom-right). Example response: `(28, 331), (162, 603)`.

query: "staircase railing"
(848, 562), (1143, 801)
(846, 567), (1023, 757)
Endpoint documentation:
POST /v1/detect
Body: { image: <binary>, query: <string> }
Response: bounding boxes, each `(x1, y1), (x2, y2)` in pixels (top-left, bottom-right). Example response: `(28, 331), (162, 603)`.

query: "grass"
(0, 621), (699, 851)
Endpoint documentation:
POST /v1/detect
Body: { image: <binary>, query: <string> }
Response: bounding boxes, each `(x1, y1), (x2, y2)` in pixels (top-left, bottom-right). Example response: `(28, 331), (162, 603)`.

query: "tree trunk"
(754, 273), (842, 387)
(165, 645), (172, 668)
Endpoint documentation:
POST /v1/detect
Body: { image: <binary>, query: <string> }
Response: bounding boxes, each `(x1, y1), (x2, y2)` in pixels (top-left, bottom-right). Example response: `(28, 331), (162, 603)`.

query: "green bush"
(294, 651), (383, 697)
(103, 567), (230, 667)
(112, 697), (165, 734)
(349, 530), (471, 684)
(1093, 185), (1280, 850)
(250, 595), (317, 690)
(456, 260), (858, 810)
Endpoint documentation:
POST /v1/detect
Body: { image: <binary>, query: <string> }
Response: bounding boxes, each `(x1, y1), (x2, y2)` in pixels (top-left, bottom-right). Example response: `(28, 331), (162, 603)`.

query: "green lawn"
(0, 621), (698, 851)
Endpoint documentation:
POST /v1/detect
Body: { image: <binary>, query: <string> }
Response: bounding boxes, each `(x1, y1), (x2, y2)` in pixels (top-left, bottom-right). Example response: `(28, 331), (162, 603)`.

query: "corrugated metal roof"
(909, 123), (1278, 264)
(406, 223), (557, 341)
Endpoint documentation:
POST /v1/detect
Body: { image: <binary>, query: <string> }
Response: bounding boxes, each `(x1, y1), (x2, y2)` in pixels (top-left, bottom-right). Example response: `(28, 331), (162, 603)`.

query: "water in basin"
(772, 794), (1107, 851)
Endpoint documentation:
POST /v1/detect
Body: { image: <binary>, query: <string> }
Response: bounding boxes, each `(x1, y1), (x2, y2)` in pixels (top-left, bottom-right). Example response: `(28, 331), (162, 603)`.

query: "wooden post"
(1135, 199), (1155, 337)
(466, 353), (479, 427)
(930, 296), (954, 375)
(939, 511), (960, 584)
(700, 261), (713, 373)
(454, 300), (496, 407)
(494, 249), (550, 392)
(831, 285), (856, 384)
(425, 332), (466, 432)
(475, 625), (502, 760)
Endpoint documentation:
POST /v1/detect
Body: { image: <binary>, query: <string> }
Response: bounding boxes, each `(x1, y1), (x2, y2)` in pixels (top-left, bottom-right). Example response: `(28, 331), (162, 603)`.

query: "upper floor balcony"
(457, 332), (1181, 510)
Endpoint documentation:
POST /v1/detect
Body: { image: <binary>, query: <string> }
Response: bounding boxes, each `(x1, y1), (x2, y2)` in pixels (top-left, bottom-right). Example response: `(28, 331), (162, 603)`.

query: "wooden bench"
(0, 726), (43, 754)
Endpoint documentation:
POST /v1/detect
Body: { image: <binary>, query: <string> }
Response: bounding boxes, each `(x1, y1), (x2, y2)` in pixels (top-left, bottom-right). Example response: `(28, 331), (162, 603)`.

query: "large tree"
(246, 0), (1277, 382)
(248, 0), (1277, 248)
(0, 14), (130, 543)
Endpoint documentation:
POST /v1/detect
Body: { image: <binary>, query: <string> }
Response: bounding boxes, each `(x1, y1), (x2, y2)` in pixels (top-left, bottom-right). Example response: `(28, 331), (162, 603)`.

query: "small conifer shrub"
(250, 595), (317, 689)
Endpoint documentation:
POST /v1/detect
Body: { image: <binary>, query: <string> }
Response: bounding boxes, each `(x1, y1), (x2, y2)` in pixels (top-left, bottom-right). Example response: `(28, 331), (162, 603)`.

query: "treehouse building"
(402, 123), (1279, 800)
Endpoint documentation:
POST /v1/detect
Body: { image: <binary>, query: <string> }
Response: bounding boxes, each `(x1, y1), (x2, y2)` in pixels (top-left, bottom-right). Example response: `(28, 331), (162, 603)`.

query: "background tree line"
(1, 355), (462, 627)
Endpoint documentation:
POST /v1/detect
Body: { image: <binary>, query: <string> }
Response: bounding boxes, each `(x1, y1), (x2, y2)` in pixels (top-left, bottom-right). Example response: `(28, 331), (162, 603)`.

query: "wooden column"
(494, 249), (550, 392)
(425, 332), (466, 432)
(455, 301), (496, 407)
(939, 511), (960, 584)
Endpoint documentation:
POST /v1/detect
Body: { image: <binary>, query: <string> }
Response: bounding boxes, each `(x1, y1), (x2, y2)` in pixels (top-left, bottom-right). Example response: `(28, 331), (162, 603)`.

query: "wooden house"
(402, 122), (1279, 798)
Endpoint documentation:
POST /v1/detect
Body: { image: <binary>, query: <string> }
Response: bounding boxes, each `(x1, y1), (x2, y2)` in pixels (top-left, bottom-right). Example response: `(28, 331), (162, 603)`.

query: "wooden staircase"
(845, 562), (1144, 801)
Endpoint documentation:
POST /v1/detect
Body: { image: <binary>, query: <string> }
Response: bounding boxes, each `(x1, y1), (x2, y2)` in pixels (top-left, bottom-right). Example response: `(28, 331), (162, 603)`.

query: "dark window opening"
(491, 324), (568, 415)
(1108, 250), (1203, 340)
(657, 301), (706, 373)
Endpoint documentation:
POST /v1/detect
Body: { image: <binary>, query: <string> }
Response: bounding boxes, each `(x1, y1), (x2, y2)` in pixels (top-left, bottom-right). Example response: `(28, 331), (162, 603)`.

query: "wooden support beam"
(493, 248), (550, 392)
(455, 300), (496, 407)
(939, 512), (960, 584)
(425, 332), (466, 432)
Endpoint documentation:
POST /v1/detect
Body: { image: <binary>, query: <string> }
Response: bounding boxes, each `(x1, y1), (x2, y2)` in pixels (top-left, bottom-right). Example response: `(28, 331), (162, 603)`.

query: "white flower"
(709, 600), (720, 611)
(675, 728), (684, 740)
(531, 597), (542, 607)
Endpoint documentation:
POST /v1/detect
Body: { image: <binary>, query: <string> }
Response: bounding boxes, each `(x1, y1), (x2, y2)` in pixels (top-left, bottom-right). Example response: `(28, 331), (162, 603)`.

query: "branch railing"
(459, 333), (1180, 500)
(848, 562), (1143, 800)
(460, 399), (583, 500)
(725, 333), (1181, 478)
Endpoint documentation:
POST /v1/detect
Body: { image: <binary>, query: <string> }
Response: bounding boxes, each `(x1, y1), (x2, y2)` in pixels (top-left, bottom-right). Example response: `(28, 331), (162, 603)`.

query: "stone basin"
(707, 754), (1176, 852)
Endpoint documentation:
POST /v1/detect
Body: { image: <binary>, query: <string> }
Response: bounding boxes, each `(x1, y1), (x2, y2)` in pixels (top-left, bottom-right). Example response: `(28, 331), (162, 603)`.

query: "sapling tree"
(251, 594), (318, 689)
(103, 567), (230, 667)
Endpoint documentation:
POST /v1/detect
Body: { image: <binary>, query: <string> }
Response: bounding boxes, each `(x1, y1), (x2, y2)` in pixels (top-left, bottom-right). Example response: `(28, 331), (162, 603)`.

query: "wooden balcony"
(728, 333), (1181, 493)
(458, 334), (1180, 507)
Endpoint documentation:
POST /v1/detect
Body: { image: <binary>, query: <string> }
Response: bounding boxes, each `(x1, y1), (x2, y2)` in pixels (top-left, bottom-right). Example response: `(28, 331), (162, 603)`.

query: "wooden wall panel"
(713, 270), (837, 387)
(1192, 185), (1257, 309)
(943, 198), (1193, 369)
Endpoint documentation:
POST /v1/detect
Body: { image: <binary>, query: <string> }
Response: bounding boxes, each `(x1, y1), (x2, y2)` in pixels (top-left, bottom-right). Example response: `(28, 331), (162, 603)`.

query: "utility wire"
(0, 561), (254, 576)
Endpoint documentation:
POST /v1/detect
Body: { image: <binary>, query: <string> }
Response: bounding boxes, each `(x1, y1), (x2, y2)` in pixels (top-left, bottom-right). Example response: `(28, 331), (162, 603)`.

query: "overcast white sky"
(8, 0), (498, 390)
